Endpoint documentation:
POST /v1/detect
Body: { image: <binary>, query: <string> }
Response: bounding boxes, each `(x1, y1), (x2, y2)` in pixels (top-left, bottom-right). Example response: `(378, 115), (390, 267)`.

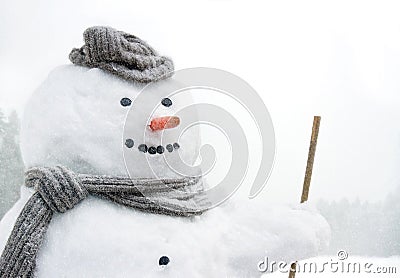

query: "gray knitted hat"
(69, 26), (174, 83)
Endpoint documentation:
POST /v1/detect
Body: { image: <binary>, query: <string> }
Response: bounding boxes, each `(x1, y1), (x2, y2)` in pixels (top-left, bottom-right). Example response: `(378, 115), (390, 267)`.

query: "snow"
(20, 65), (200, 178)
(0, 187), (330, 277)
(0, 65), (330, 276)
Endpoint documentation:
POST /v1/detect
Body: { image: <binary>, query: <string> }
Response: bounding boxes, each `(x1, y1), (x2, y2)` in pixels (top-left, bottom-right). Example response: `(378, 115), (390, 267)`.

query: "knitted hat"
(69, 26), (174, 83)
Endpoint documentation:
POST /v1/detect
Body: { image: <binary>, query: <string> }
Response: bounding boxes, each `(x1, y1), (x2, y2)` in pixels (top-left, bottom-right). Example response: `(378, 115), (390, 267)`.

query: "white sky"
(0, 0), (399, 203)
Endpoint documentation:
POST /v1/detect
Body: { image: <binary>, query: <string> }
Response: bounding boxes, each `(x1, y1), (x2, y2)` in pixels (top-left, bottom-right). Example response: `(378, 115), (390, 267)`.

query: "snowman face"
(122, 80), (201, 179)
(20, 65), (200, 177)
(121, 95), (181, 155)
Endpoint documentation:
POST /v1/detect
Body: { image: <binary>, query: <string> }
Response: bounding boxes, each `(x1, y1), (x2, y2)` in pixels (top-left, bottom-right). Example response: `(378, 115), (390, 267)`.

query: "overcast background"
(0, 0), (399, 204)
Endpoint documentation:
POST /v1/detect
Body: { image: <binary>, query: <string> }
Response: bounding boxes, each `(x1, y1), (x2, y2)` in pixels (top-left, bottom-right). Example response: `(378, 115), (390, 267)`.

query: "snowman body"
(0, 187), (228, 277)
(0, 65), (330, 277)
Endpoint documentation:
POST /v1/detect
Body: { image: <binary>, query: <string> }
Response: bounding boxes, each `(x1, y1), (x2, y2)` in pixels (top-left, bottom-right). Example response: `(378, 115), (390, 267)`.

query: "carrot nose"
(150, 116), (180, 131)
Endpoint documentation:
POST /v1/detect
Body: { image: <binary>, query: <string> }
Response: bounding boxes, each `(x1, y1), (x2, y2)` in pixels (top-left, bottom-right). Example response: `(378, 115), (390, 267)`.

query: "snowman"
(0, 26), (330, 277)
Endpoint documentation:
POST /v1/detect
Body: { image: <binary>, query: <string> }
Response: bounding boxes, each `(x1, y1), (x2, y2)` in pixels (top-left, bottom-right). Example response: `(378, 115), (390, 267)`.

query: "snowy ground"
(262, 256), (399, 277)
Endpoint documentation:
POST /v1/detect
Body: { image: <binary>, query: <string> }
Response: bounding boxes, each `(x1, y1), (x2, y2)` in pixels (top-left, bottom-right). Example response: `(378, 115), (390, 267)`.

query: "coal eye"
(120, 97), (132, 107)
(161, 98), (172, 107)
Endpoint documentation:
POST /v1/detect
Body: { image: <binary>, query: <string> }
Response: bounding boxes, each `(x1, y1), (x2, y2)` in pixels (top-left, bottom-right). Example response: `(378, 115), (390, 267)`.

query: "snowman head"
(20, 64), (200, 178)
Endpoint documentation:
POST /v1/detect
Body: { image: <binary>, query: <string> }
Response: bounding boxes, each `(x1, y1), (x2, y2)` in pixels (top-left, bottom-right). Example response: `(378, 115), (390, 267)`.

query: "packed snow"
(20, 65), (200, 179)
(0, 187), (330, 277)
(0, 65), (330, 276)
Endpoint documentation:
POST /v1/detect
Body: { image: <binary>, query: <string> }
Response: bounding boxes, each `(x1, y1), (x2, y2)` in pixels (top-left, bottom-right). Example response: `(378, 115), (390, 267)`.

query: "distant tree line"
(317, 187), (400, 257)
(0, 109), (24, 219)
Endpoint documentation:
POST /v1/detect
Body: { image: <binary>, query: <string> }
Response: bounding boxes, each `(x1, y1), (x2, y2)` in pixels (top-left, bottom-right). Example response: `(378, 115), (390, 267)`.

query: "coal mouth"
(125, 139), (180, 155)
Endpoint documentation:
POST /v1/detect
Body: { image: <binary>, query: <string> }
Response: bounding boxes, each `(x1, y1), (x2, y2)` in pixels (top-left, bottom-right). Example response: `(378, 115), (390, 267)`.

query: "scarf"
(0, 166), (208, 278)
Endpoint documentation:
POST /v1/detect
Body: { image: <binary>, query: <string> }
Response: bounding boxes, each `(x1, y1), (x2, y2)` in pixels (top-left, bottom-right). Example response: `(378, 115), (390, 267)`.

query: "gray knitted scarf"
(0, 166), (208, 278)
(69, 26), (174, 83)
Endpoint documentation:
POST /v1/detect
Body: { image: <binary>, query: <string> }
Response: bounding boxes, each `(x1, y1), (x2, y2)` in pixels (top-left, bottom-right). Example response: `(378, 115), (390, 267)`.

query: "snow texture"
(20, 65), (200, 178)
(1, 65), (330, 277)
(1, 187), (329, 277)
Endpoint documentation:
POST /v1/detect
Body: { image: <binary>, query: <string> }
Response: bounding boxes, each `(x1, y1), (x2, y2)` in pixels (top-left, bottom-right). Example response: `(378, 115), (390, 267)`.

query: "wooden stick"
(289, 116), (321, 278)
(289, 262), (297, 278)
(300, 116), (321, 203)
